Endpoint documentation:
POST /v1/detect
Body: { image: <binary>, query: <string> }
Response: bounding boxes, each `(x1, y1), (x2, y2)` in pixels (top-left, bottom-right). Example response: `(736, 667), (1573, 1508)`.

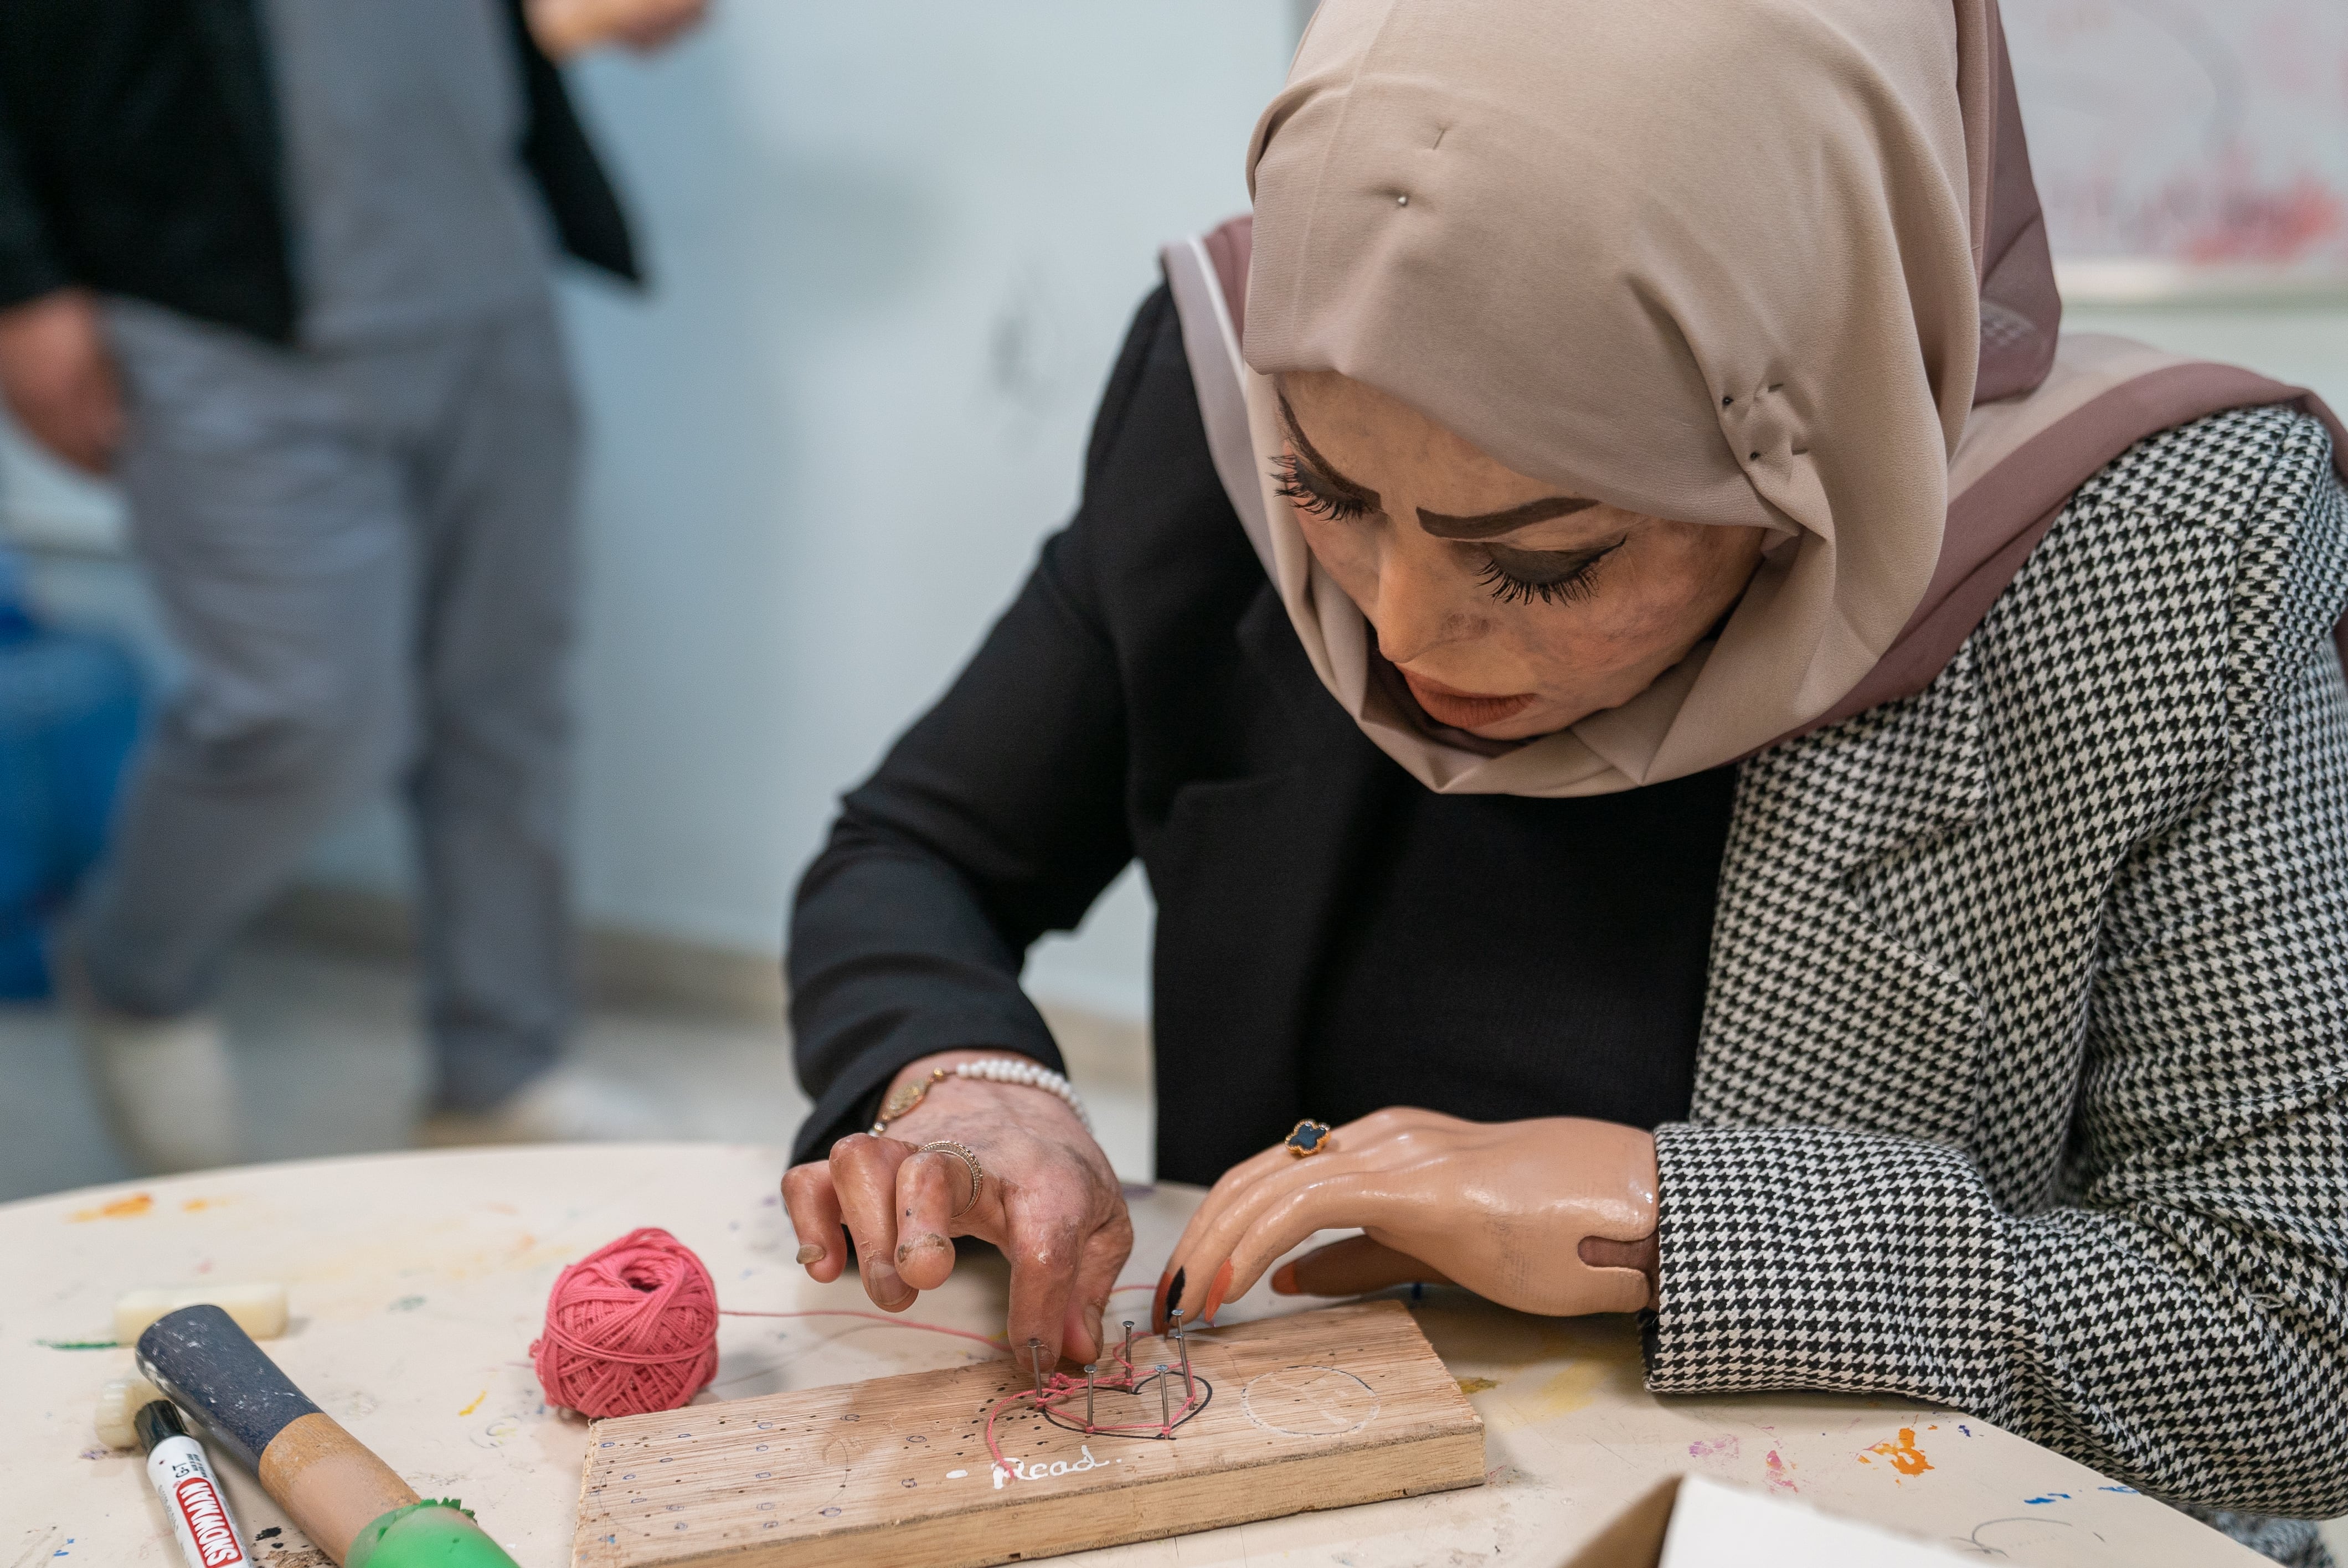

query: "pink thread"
(719, 1307), (1006, 1352)
(980, 1337), (1204, 1478)
(533, 1227), (719, 1417)
(533, 1237), (1186, 1426)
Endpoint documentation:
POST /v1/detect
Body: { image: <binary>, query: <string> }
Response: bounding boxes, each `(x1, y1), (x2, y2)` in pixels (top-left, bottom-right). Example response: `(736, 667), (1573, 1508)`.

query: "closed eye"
(1272, 392), (1383, 522)
(1477, 538), (1623, 606)
(1270, 450), (1374, 522)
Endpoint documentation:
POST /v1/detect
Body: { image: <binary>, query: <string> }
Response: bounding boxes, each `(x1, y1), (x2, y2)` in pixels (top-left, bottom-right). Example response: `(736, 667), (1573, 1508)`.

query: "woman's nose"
(1368, 546), (1478, 666)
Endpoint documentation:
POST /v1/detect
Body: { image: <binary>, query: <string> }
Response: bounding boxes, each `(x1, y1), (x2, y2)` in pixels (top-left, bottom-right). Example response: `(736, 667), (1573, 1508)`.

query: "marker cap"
(344, 1501), (521, 1568)
(133, 1399), (189, 1454)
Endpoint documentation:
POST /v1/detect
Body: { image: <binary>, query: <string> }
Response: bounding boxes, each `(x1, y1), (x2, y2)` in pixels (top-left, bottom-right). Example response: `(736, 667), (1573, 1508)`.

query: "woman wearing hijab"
(781, 0), (2348, 1555)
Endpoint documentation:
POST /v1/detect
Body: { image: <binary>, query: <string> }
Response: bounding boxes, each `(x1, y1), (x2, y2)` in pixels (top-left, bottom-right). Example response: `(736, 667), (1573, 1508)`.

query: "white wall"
(6, 4), (1301, 1023)
(527, 4), (1301, 1016)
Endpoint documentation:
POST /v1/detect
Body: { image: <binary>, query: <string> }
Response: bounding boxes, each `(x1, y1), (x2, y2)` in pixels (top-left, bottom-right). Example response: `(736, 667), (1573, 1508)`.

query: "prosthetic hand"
(1154, 1109), (1658, 1331)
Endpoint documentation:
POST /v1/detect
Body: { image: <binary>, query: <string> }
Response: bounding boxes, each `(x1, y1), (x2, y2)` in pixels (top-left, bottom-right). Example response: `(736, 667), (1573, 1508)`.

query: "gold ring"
(919, 1139), (985, 1216)
(1285, 1120), (1333, 1158)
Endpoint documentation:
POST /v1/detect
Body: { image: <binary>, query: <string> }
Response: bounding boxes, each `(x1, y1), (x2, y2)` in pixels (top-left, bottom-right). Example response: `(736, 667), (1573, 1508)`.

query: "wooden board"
(572, 1299), (1485, 1568)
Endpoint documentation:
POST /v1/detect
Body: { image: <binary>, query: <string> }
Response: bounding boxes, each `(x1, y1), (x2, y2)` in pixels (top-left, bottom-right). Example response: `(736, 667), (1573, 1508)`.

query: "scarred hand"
(780, 1051), (1134, 1367)
(1154, 1108), (1659, 1331)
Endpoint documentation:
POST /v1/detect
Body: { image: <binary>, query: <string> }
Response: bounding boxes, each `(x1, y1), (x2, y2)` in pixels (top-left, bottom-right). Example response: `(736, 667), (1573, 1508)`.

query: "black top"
(787, 283), (1732, 1184)
(0, 0), (637, 341)
(1305, 770), (1732, 1132)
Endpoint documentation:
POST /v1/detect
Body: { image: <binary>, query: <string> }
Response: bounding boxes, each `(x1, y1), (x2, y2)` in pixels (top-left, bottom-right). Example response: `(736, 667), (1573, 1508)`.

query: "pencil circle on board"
(1240, 1366), (1381, 1437)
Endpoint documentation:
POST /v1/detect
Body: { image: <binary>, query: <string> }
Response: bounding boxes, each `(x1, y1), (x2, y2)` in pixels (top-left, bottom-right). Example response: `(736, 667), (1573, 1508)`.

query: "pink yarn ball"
(532, 1227), (719, 1417)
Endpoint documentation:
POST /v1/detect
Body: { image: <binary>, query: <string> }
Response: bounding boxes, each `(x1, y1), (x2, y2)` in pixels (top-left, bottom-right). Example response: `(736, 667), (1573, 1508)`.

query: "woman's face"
(1278, 371), (1768, 740)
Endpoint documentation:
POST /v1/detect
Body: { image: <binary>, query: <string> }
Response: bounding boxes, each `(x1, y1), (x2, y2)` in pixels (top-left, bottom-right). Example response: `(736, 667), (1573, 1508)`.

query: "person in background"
(0, 0), (706, 1172)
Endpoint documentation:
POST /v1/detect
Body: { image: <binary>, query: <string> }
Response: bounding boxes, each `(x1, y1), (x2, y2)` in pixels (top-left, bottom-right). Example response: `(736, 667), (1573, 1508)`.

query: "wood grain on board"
(572, 1299), (1485, 1568)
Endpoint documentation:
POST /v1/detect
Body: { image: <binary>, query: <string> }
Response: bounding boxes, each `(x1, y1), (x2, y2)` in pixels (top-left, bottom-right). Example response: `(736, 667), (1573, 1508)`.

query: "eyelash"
(1269, 452), (1371, 521)
(1477, 553), (1608, 607)
(1274, 450), (1610, 607)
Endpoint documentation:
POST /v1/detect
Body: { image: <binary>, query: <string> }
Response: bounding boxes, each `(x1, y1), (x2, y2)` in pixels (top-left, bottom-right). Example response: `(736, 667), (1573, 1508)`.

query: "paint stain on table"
(1498, 1360), (1609, 1426)
(67, 1193), (152, 1222)
(1861, 1426), (1935, 1477)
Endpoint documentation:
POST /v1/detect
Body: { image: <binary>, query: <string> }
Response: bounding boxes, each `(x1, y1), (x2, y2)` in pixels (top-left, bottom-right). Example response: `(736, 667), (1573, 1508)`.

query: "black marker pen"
(137, 1399), (253, 1568)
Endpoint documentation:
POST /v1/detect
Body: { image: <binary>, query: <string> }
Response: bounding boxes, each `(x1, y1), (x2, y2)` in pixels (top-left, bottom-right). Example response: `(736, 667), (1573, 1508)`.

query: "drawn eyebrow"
(1276, 389), (1597, 536)
(1276, 393), (1382, 509)
(1415, 495), (1601, 539)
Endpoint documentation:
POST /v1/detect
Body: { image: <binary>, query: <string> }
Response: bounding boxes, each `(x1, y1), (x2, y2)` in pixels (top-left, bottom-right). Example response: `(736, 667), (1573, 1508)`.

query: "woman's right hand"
(780, 1051), (1132, 1367)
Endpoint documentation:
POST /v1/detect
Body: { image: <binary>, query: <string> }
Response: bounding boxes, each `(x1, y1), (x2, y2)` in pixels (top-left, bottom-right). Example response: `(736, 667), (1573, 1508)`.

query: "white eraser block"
(115, 1282), (289, 1346)
(94, 1373), (165, 1450)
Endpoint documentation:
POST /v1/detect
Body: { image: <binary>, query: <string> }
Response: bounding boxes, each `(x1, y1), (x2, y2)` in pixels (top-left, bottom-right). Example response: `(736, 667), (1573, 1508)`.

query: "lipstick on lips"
(1398, 668), (1536, 730)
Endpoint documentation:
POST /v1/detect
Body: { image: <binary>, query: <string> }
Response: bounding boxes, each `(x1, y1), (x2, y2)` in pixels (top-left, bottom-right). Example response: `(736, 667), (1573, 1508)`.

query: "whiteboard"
(2004, 0), (2348, 300)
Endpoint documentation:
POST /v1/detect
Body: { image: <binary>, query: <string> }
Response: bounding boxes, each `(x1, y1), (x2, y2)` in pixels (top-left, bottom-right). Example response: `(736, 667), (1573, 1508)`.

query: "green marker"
(346, 1500), (519, 1568)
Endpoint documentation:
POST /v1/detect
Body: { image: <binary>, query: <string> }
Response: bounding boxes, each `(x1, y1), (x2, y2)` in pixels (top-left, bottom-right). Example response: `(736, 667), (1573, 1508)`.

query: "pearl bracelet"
(870, 1055), (1091, 1136)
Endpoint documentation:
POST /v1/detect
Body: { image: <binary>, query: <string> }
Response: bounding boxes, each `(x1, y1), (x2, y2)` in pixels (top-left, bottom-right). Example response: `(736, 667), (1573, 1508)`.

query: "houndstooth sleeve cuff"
(1644, 1121), (2017, 1400)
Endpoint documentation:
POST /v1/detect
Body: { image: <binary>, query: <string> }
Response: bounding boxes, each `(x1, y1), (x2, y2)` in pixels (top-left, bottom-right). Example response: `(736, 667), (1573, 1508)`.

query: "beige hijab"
(1165, 0), (2347, 796)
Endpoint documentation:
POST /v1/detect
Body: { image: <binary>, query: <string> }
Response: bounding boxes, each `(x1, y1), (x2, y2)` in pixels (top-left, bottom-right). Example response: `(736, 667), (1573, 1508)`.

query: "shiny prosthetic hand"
(1153, 1110), (1659, 1330)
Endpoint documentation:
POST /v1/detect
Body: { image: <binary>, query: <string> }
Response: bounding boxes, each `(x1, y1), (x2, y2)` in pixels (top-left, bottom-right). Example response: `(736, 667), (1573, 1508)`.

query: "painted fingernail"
(1201, 1260), (1234, 1323)
(1270, 1262), (1298, 1295)
(796, 1244), (825, 1266)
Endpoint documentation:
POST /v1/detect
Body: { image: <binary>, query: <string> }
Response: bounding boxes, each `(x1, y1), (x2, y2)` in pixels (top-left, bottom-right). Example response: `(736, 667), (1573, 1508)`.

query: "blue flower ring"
(1285, 1119), (1334, 1158)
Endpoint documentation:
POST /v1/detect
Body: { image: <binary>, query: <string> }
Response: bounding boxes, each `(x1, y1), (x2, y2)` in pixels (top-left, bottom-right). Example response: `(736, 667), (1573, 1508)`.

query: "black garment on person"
(786, 282), (1731, 1185)
(1304, 770), (1732, 1133)
(0, 0), (637, 342)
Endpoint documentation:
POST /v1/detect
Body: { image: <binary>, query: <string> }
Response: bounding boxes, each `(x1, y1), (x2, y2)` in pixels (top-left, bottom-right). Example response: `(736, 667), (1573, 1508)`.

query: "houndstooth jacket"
(1648, 404), (2348, 1563)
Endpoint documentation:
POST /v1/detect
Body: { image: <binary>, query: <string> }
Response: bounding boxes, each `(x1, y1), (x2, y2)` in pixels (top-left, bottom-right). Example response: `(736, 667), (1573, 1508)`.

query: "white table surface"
(3, 1144), (2261, 1567)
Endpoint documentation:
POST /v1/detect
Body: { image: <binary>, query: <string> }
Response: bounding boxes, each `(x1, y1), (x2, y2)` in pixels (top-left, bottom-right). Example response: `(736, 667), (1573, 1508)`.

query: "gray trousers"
(77, 297), (579, 1111)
